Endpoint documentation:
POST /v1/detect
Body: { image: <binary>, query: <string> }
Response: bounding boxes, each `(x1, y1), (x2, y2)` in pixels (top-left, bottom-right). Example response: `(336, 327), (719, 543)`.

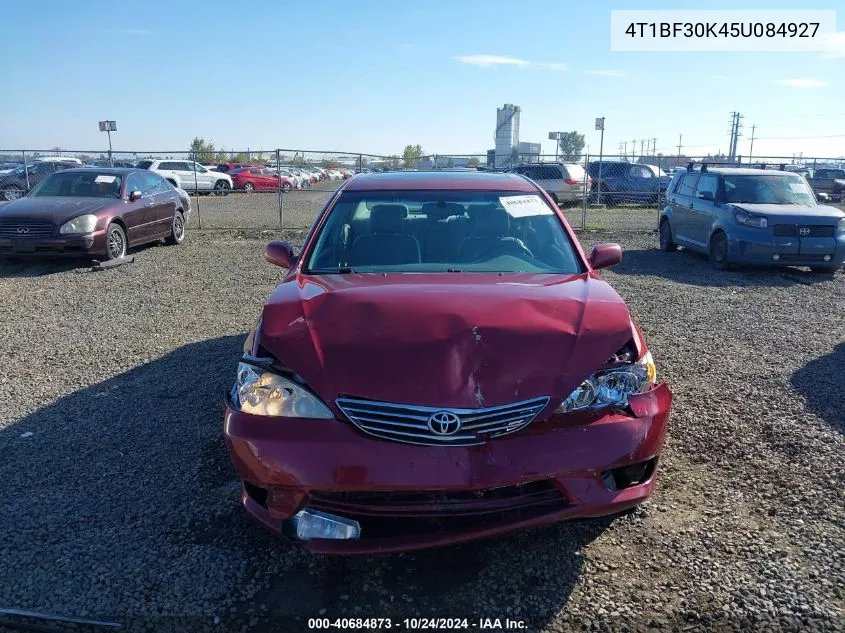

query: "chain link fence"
(1, 148), (842, 232)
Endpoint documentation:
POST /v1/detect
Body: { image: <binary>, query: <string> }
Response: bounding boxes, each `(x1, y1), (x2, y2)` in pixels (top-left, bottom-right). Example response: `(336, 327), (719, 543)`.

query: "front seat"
(458, 205), (531, 263)
(348, 204), (421, 266)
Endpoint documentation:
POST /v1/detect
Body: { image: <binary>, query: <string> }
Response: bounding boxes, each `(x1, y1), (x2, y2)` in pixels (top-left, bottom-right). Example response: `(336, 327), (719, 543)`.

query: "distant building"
(494, 104), (520, 168)
(517, 142), (541, 163)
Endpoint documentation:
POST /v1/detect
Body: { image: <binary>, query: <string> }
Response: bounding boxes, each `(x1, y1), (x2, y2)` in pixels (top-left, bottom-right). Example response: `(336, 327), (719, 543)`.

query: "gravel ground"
(0, 229), (843, 633)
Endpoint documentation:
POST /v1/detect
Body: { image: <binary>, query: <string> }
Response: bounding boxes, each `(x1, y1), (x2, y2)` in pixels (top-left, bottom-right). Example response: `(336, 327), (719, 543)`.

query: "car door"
(669, 172), (699, 246)
(123, 172), (153, 244)
(689, 173), (719, 244)
(190, 162), (214, 190)
(627, 164), (655, 202)
(142, 171), (178, 239)
(261, 169), (280, 190)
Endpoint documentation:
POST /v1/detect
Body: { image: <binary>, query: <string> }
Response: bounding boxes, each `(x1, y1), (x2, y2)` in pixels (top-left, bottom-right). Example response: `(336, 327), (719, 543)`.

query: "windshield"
(29, 172), (123, 198)
(305, 189), (583, 274)
(723, 173), (816, 205)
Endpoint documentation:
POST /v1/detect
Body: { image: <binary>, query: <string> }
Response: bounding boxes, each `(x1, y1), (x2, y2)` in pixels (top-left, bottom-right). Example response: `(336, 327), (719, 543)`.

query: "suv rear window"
(136, 160), (154, 170)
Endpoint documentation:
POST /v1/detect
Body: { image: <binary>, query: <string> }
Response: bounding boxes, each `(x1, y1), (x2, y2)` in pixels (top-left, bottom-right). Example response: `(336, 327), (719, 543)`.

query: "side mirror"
(588, 243), (622, 270)
(817, 192), (830, 202)
(266, 241), (297, 268)
(696, 191), (714, 201)
(128, 190), (142, 202)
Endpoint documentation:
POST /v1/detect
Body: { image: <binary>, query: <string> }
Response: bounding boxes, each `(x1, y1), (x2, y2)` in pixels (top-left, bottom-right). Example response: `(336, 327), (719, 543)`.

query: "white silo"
(494, 104), (520, 168)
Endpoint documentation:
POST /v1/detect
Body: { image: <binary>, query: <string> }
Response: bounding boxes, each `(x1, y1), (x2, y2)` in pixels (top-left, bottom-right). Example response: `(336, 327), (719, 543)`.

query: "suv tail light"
(565, 178), (581, 185)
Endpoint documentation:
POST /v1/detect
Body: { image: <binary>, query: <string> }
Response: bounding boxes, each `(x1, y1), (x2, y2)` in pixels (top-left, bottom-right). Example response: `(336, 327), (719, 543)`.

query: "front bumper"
(224, 383), (672, 554)
(0, 230), (107, 257)
(727, 228), (845, 267)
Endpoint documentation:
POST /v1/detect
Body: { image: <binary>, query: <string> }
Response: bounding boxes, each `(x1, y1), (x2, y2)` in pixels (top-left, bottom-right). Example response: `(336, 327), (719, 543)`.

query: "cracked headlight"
(59, 214), (98, 234)
(557, 351), (656, 414)
(232, 361), (333, 418)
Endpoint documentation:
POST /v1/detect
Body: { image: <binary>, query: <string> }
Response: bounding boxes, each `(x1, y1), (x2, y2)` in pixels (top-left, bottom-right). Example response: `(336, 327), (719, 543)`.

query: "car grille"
(773, 224), (836, 237)
(335, 396), (550, 446)
(0, 220), (55, 238)
(308, 481), (567, 517)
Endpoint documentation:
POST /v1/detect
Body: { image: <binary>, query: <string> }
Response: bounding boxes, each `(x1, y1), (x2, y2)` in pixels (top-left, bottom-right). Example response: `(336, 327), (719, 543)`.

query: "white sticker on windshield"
(94, 175), (117, 184)
(499, 195), (554, 218)
(788, 182), (810, 194)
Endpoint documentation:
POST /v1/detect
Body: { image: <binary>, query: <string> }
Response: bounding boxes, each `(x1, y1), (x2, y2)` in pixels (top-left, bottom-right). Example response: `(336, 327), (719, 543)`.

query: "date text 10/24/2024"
(308, 618), (528, 630)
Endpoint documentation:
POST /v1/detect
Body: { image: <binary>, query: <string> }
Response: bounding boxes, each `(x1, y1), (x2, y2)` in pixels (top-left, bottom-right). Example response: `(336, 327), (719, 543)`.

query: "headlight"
(59, 214), (98, 234)
(734, 210), (767, 228)
(232, 361), (333, 418)
(557, 351), (656, 414)
(837, 218), (845, 234)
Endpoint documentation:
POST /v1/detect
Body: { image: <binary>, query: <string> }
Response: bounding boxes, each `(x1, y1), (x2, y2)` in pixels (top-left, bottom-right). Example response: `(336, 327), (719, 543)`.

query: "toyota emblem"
(427, 411), (462, 436)
(799, 227), (811, 236)
(16, 227), (29, 234)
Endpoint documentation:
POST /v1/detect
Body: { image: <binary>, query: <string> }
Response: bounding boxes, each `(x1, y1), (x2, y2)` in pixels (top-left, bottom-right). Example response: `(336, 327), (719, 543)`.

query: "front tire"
(213, 180), (231, 197)
(243, 182), (255, 192)
(658, 218), (677, 252)
(282, 182), (292, 193)
(165, 210), (185, 246)
(708, 230), (731, 270)
(105, 223), (127, 260)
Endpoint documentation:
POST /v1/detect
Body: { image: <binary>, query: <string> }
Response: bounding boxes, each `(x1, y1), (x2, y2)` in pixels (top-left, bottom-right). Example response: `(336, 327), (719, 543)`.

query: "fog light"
(823, 255), (832, 262)
(289, 510), (360, 541)
(772, 254), (780, 261)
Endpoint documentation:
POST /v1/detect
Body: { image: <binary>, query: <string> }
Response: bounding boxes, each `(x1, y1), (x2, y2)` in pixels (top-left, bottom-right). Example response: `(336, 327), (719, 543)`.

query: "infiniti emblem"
(16, 227), (29, 234)
(427, 411), (462, 436)
(799, 227), (811, 236)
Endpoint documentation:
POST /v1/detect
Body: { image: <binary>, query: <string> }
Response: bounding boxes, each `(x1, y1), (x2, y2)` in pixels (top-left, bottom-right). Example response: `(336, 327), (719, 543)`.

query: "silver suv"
(509, 162), (591, 206)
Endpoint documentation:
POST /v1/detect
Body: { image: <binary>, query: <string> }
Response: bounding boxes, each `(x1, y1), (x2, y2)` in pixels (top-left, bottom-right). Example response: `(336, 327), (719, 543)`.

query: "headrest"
(370, 204), (408, 234)
(471, 205), (510, 237)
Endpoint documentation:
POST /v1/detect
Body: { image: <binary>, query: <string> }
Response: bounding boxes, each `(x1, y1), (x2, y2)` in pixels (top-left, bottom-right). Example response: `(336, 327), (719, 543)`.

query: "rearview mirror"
(588, 243), (622, 270)
(697, 191), (714, 201)
(128, 190), (142, 202)
(266, 241), (297, 269)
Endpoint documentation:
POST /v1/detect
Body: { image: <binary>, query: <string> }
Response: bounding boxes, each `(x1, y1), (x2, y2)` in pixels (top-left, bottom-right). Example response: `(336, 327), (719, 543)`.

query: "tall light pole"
(595, 117), (605, 204)
(98, 120), (117, 167)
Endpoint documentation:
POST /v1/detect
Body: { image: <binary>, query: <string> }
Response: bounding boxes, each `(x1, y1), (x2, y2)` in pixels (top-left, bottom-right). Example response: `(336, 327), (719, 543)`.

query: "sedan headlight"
(59, 214), (98, 234)
(232, 361), (333, 418)
(837, 218), (845, 234)
(734, 210), (767, 228)
(557, 351), (656, 414)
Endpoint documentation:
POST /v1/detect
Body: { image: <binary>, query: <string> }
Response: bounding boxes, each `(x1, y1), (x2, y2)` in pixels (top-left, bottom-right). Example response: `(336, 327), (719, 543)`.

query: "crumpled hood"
(258, 273), (635, 410)
(731, 203), (845, 219)
(0, 197), (118, 225)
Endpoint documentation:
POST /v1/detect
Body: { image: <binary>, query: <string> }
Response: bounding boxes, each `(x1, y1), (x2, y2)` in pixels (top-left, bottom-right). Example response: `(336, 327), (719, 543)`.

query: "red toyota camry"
(224, 171), (672, 554)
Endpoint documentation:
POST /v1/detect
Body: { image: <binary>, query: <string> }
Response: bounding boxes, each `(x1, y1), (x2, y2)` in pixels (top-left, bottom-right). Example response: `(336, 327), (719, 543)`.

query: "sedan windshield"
(723, 174), (816, 205)
(29, 172), (123, 198)
(305, 190), (583, 274)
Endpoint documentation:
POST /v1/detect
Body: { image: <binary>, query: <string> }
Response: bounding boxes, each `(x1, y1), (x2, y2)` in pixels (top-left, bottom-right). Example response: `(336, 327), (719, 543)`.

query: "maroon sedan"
(224, 171), (672, 554)
(231, 168), (294, 192)
(0, 168), (190, 260)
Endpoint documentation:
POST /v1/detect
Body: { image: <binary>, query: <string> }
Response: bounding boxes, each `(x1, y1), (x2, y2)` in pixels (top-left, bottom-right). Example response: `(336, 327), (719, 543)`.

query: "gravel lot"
(0, 229), (843, 633)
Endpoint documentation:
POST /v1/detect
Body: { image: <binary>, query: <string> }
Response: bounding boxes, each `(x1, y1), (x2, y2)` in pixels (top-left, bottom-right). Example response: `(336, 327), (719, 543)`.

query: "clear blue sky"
(0, 0), (842, 159)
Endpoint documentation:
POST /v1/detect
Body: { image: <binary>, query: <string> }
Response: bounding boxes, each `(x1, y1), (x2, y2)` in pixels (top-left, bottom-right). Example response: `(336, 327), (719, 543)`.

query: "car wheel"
(658, 218), (677, 252)
(282, 182), (292, 193)
(214, 180), (231, 196)
(2, 185), (23, 201)
(243, 182), (254, 192)
(165, 210), (186, 246)
(105, 223), (127, 260)
(708, 230), (731, 270)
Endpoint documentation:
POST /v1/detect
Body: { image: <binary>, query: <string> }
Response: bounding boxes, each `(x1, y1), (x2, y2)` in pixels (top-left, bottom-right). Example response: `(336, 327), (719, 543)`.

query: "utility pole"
(652, 137), (657, 157)
(622, 141), (627, 156)
(631, 139), (637, 161)
(677, 134), (682, 156)
(618, 142), (624, 155)
(748, 124), (756, 161)
(640, 139), (645, 159)
(727, 112), (743, 160)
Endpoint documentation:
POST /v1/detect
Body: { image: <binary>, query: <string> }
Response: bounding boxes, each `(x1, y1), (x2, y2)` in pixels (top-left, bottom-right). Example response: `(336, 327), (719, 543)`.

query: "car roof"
(344, 171), (536, 192)
(697, 167), (799, 175)
(56, 168), (146, 175)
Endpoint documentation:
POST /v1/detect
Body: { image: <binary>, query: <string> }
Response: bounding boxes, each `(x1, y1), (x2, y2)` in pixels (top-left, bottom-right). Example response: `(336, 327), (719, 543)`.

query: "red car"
(231, 167), (293, 192)
(224, 171), (672, 554)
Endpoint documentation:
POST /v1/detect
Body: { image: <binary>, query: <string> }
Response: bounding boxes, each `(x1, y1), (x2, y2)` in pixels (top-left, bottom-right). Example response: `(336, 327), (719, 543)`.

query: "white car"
(277, 168), (306, 189)
(510, 162), (591, 206)
(137, 159), (233, 195)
